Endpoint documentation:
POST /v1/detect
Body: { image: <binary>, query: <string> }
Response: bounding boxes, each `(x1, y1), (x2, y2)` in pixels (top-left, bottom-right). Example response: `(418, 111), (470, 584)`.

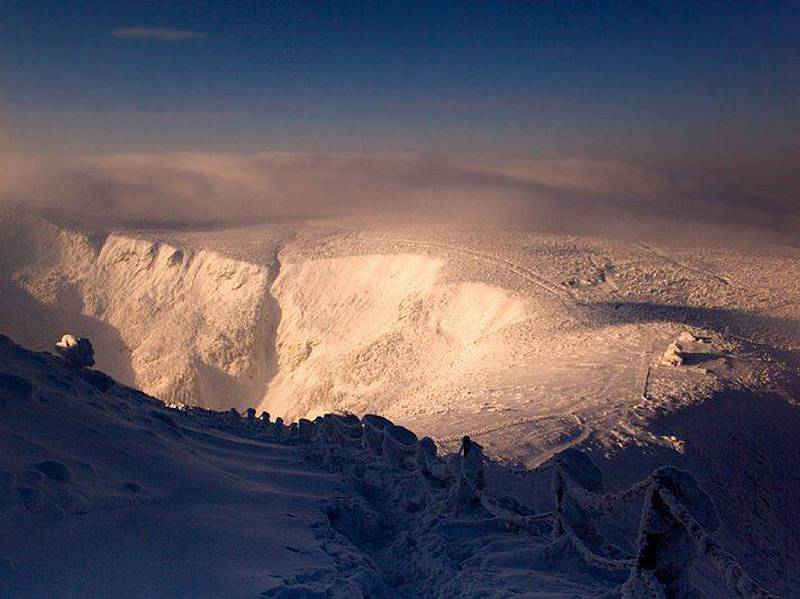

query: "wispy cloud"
(0, 152), (795, 237)
(111, 27), (207, 41)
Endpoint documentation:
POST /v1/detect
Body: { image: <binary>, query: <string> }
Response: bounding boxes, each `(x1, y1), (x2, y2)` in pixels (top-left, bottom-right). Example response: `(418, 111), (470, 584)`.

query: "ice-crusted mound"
(0, 211), (275, 410)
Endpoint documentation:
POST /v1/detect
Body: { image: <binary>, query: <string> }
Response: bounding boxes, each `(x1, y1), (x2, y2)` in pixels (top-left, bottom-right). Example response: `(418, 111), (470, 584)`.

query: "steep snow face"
(80, 235), (274, 408)
(0, 215), (530, 416)
(263, 254), (528, 421)
(0, 214), (275, 409)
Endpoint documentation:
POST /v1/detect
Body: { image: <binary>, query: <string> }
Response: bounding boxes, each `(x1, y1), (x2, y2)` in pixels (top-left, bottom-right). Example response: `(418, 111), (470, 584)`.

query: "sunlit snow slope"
(0, 335), (785, 597)
(0, 210), (275, 410)
(1, 209), (799, 593)
(266, 253), (526, 420)
(0, 211), (532, 420)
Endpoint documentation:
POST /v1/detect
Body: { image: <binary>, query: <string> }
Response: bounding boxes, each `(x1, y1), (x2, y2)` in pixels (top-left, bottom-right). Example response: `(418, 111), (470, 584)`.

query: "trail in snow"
(355, 234), (586, 323)
(637, 243), (735, 287)
(2, 336), (780, 597)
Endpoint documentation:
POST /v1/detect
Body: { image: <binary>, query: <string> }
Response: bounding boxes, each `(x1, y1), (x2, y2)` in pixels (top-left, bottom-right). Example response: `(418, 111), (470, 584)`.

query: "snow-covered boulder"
(662, 342), (684, 366)
(54, 335), (95, 368)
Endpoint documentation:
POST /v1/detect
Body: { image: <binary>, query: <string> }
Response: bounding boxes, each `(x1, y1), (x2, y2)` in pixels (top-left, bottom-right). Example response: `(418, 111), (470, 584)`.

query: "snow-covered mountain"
(1, 209), (798, 595)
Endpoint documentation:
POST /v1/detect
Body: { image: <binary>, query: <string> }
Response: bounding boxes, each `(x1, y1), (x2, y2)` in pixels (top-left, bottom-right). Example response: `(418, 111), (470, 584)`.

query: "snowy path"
(0, 336), (621, 598)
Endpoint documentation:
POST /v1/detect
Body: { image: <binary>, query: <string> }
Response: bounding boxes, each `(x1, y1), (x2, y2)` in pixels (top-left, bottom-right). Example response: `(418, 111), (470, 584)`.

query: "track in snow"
(357, 235), (588, 324)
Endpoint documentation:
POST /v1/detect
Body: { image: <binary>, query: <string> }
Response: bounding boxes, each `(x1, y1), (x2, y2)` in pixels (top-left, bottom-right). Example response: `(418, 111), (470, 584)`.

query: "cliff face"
(0, 214), (528, 416)
(264, 253), (527, 421)
(0, 212), (274, 410)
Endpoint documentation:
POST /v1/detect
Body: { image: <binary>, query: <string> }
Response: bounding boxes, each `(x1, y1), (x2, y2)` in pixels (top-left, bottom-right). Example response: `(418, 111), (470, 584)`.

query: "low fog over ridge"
(1, 152), (796, 240)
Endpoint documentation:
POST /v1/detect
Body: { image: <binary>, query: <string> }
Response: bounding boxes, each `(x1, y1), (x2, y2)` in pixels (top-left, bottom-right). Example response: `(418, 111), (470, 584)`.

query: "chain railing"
(191, 407), (777, 598)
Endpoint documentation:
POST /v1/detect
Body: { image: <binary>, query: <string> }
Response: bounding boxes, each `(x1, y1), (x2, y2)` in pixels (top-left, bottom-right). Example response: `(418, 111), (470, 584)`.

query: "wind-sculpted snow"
(0, 336), (777, 597)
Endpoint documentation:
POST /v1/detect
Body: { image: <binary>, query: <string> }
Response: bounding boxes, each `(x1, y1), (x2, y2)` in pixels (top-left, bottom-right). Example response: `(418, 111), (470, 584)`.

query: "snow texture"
(0, 335), (779, 597)
(1, 209), (798, 594)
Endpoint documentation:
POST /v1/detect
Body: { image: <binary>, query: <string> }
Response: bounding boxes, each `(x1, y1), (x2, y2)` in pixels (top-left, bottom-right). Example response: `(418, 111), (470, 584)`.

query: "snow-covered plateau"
(1, 207), (798, 596)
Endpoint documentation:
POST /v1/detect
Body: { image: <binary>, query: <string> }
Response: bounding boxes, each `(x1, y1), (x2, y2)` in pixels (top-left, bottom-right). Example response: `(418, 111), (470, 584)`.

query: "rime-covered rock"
(662, 342), (685, 366)
(54, 335), (95, 368)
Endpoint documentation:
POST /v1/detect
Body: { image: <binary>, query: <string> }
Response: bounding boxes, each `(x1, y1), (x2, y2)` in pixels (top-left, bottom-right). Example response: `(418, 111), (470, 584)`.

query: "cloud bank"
(0, 152), (795, 240)
(111, 27), (207, 41)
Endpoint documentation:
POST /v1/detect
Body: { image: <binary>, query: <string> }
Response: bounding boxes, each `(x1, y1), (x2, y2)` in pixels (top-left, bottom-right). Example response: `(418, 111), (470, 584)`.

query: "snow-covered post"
(460, 436), (486, 491)
(298, 418), (314, 442)
(331, 413), (364, 448)
(417, 437), (451, 483)
(245, 408), (256, 428)
(550, 449), (606, 547)
(226, 408), (240, 425)
(54, 335), (95, 368)
(259, 411), (271, 432)
(451, 436), (486, 507)
(311, 416), (326, 443)
(273, 417), (285, 438)
(625, 467), (719, 598)
(318, 414), (337, 443)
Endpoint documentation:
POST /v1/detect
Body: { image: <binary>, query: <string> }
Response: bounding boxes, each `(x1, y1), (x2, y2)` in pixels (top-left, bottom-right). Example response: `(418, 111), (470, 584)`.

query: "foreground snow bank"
(0, 335), (777, 597)
(0, 335), (339, 597)
(264, 253), (527, 421)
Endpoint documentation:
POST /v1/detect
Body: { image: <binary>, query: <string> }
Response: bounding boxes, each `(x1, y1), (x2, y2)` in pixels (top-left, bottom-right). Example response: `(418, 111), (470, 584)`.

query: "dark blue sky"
(1, 1), (797, 170)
